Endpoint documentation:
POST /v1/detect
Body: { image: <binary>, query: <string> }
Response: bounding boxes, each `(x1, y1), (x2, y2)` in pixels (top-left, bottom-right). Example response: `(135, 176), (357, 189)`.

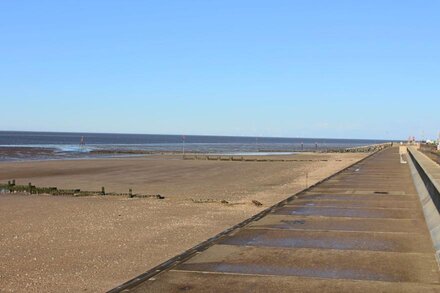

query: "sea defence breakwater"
(0, 181), (164, 199)
(182, 143), (392, 162)
(110, 146), (440, 292)
(339, 142), (392, 153)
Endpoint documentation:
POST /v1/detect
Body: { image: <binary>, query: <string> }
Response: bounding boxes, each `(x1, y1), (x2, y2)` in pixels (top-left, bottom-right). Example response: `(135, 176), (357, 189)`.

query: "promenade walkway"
(114, 147), (440, 292)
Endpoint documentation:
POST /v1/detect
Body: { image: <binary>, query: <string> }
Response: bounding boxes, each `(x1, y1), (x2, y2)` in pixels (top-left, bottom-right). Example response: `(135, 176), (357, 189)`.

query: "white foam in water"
(55, 145), (93, 153)
(0, 144), (94, 153)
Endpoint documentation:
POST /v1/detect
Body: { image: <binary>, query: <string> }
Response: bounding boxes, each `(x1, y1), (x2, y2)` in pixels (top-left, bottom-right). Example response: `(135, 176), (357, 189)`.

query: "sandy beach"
(0, 152), (366, 292)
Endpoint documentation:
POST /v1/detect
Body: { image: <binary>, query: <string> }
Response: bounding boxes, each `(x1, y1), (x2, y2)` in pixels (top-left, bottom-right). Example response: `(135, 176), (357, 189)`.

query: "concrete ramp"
(112, 148), (440, 292)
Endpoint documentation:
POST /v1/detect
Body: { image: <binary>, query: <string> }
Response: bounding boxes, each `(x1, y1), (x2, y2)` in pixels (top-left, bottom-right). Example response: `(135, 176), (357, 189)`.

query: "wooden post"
(129, 188), (133, 198)
(101, 186), (105, 195)
(28, 183), (35, 194)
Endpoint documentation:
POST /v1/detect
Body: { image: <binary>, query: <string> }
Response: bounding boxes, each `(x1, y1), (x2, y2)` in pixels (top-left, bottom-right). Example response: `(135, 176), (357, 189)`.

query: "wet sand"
(0, 153), (366, 292)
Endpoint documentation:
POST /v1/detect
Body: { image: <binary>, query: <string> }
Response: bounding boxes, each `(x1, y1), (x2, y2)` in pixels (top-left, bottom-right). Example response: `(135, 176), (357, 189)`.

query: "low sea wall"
(407, 146), (440, 265)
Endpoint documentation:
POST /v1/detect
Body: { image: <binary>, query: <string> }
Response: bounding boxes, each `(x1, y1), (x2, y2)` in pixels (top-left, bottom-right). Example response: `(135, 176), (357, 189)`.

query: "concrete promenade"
(114, 147), (440, 292)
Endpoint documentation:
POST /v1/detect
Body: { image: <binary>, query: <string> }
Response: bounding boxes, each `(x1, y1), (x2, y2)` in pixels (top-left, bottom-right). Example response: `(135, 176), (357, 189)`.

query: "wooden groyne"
(0, 181), (164, 199)
(183, 155), (338, 162)
(182, 143), (392, 162)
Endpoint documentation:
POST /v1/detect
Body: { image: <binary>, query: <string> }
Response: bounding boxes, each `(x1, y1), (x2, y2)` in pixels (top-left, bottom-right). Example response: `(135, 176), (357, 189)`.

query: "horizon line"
(0, 129), (396, 142)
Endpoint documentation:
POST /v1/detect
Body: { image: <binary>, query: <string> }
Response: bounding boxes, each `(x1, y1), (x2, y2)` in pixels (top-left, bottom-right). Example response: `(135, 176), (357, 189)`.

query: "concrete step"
(274, 205), (424, 219)
(132, 271), (440, 293)
(285, 199), (419, 209)
(218, 229), (434, 252)
(174, 245), (440, 284)
(248, 214), (429, 233)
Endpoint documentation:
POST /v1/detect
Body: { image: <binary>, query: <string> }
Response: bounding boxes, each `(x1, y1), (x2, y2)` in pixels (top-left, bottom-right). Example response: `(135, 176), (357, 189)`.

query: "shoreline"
(0, 142), (389, 163)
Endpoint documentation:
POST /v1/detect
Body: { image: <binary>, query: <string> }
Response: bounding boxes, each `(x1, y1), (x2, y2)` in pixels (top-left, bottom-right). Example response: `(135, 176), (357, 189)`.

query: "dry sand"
(0, 153), (366, 292)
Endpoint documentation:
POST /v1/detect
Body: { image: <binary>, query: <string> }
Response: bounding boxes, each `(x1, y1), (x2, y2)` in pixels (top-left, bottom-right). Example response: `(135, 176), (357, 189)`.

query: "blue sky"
(0, 1), (438, 140)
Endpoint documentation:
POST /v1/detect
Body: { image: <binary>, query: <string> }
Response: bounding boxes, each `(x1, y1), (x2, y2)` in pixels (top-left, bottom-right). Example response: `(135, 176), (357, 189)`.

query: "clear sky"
(0, 1), (438, 140)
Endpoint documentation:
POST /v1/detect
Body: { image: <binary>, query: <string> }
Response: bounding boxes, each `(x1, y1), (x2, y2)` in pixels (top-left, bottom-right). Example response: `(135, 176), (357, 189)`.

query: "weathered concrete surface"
(118, 148), (440, 292)
(408, 146), (440, 263)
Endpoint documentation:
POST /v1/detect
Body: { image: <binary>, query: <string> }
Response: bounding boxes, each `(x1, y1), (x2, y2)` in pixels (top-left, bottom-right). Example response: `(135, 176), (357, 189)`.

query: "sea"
(0, 131), (390, 162)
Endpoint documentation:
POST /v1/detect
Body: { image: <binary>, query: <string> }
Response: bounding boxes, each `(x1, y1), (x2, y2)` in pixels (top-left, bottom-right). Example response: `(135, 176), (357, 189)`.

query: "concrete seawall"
(408, 146), (440, 264)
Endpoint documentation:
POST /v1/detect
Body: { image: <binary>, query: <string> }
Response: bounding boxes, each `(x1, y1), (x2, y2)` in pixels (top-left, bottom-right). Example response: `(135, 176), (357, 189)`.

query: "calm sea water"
(0, 131), (389, 161)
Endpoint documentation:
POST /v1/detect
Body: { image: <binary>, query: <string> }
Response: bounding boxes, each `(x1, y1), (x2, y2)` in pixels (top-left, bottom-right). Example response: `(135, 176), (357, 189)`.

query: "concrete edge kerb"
(407, 150), (440, 266)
